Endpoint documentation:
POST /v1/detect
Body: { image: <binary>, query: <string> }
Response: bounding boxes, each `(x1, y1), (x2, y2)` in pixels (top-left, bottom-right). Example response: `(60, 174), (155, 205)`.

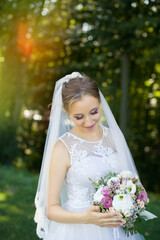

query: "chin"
(84, 122), (97, 130)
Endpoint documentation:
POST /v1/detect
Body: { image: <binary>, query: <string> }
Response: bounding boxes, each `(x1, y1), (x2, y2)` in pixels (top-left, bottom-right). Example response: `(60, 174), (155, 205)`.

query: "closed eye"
(74, 115), (83, 120)
(90, 109), (99, 115)
(74, 108), (99, 120)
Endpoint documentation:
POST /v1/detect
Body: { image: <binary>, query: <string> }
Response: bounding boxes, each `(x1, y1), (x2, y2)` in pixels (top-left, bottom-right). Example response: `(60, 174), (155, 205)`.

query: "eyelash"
(75, 109), (99, 120)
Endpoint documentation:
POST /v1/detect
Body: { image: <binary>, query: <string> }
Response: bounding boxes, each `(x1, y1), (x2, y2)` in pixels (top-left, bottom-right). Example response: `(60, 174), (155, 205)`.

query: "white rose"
(140, 201), (145, 208)
(112, 194), (133, 213)
(120, 184), (126, 191)
(109, 207), (115, 213)
(119, 171), (134, 178)
(126, 180), (136, 194)
(124, 210), (131, 217)
(93, 186), (104, 202)
(107, 177), (120, 187)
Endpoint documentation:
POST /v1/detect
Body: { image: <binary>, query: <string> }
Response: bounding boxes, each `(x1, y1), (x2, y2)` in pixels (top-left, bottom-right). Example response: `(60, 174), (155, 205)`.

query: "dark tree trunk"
(120, 52), (129, 134)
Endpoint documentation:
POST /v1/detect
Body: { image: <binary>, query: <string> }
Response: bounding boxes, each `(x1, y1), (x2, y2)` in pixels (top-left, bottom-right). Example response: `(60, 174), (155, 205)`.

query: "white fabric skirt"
(44, 203), (145, 240)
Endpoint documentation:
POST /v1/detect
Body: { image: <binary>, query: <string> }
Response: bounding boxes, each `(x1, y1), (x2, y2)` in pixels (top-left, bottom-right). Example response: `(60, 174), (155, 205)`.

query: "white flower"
(124, 210), (131, 217)
(120, 184), (126, 191)
(118, 171), (134, 178)
(93, 186), (104, 202)
(116, 185), (125, 194)
(107, 177), (120, 187)
(115, 189), (121, 194)
(126, 180), (136, 194)
(112, 194), (133, 213)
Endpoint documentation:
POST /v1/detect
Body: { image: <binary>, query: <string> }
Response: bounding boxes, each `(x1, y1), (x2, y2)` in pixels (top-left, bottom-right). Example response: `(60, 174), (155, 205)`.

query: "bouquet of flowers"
(90, 170), (150, 236)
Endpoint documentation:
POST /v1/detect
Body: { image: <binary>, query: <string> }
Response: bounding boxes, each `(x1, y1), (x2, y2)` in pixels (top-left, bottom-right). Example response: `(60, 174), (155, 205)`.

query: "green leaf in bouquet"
(103, 171), (117, 183)
(134, 216), (146, 235)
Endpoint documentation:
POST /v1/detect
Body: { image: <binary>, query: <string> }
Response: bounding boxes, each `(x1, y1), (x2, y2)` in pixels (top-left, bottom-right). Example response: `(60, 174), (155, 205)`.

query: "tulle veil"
(34, 72), (156, 239)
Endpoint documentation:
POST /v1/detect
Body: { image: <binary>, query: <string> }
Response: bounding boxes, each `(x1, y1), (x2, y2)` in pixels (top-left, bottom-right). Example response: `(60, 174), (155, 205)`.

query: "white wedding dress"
(44, 125), (145, 240)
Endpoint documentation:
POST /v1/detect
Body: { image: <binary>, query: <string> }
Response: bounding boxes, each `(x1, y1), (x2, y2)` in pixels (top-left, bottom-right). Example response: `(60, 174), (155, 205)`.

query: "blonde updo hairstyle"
(62, 74), (100, 112)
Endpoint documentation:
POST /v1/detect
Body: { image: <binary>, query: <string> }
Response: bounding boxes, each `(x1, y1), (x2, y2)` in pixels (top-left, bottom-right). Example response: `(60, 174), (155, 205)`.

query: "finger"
(89, 205), (100, 212)
(106, 212), (120, 217)
(97, 212), (119, 218)
(98, 216), (123, 224)
(100, 222), (122, 227)
(96, 212), (122, 220)
(104, 224), (121, 228)
(101, 218), (123, 224)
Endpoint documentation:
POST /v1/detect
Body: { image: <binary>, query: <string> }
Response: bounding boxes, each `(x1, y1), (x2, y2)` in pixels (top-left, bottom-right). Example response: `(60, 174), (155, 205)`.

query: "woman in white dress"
(34, 72), (147, 240)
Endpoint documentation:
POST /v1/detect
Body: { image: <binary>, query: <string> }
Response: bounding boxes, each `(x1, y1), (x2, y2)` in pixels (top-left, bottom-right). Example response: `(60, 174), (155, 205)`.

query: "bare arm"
(47, 141), (124, 227)
(47, 140), (84, 223)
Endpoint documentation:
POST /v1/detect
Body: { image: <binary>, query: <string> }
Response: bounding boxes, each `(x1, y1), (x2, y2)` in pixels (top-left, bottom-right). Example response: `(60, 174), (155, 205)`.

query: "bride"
(34, 72), (152, 240)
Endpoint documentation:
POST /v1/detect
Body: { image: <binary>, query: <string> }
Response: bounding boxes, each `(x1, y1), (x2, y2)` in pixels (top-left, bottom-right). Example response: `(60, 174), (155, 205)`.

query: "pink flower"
(101, 196), (112, 209)
(137, 191), (148, 202)
(101, 186), (110, 196)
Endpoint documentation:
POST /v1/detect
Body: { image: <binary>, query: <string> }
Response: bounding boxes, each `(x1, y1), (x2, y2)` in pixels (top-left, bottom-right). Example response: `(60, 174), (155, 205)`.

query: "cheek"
(94, 111), (101, 121)
(71, 117), (84, 126)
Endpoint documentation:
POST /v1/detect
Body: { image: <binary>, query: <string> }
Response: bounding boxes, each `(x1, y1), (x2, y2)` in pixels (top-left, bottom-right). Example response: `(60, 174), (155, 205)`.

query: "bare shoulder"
(53, 139), (68, 152)
(51, 139), (70, 168)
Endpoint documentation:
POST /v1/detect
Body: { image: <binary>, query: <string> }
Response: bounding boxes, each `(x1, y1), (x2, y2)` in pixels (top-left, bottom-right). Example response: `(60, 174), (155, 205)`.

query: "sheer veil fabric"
(34, 72), (156, 239)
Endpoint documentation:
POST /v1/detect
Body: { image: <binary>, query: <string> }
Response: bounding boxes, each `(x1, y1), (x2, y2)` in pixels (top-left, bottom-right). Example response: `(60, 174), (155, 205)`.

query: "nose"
(84, 115), (93, 126)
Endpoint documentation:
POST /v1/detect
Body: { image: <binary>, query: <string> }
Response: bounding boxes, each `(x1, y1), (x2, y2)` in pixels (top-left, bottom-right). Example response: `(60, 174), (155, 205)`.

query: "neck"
(71, 124), (103, 141)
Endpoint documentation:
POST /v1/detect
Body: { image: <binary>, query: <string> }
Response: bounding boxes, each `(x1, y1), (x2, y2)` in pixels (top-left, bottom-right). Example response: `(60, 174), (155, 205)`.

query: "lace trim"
(93, 142), (113, 157)
(70, 143), (87, 165)
(102, 153), (119, 171)
(34, 194), (49, 239)
(66, 125), (108, 143)
(65, 182), (94, 208)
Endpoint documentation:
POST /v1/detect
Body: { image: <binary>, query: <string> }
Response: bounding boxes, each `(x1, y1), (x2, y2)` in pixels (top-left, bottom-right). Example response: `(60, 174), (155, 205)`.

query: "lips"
(84, 123), (96, 129)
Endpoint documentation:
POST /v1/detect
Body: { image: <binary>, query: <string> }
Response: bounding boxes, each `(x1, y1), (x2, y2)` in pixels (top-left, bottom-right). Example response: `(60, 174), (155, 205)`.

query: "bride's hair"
(62, 74), (100, 112)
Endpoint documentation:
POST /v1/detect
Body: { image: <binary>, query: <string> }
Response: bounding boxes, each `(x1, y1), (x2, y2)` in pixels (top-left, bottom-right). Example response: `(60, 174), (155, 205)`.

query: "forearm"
(47, 205), (86, 224)
(47, 205), (123, 227)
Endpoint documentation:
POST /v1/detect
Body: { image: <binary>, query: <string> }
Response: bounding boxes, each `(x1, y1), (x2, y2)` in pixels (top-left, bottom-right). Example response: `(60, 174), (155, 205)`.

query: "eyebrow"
(73, 107), (98, 116)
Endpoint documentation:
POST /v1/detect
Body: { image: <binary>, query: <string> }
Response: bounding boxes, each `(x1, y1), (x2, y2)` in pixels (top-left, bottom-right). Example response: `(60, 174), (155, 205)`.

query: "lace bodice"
(59, 125), (121, 208)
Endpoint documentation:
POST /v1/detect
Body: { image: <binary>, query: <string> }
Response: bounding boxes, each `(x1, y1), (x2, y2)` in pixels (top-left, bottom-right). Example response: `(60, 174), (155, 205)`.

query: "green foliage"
(138, 194), (160, 240)
(0, 165), (39, 240)
(0, 0), (160, 192)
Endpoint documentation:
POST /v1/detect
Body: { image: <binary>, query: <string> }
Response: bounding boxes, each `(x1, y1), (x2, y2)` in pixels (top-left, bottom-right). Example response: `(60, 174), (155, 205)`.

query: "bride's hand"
(83, 206), (124, 227)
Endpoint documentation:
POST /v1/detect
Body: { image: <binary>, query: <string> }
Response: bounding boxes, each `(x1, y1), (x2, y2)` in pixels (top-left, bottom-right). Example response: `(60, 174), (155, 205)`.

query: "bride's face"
(68, 95), (101, 131)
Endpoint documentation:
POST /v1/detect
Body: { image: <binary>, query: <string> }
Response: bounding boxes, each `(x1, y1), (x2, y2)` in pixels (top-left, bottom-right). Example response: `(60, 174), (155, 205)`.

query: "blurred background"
(0, 0), (160, 239)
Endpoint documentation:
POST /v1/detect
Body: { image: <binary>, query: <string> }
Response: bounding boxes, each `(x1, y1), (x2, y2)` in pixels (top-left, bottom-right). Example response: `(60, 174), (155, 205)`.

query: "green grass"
(0, 165), (160, 240)
(139, 192), (160, 240)
(0, 165), (39, 240)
